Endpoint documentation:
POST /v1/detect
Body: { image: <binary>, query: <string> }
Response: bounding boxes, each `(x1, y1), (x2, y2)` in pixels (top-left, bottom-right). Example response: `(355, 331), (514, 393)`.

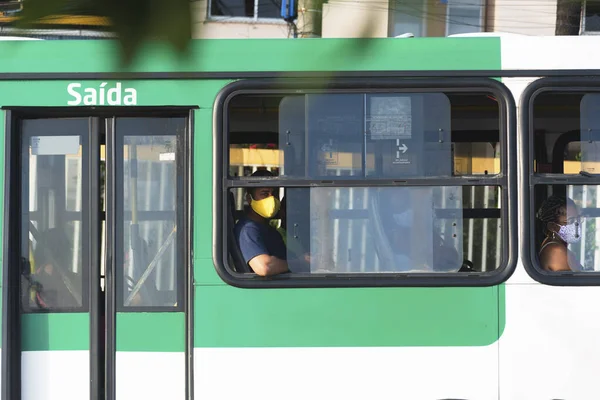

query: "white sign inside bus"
(67, 82), (137, 106)
(31, 135), (80, 155)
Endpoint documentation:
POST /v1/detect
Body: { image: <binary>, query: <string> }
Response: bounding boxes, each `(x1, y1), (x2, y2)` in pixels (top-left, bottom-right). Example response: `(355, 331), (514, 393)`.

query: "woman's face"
(563, 203), (581, 226)
(550, 203), (580, 233)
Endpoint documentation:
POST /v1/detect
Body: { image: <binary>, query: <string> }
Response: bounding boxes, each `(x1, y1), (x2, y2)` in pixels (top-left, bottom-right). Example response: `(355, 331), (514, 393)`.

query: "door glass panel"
(21, 119), (88, 311)
(116, 118), (184, 309)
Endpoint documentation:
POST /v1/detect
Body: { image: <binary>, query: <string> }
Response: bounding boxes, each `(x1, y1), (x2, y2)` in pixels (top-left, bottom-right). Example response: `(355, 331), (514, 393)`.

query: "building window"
(216, 79), (517, 288)
(446, 0), (484, 36)
(389, 0), (426, 37)
(209, 0), (281, 20)
(582, 0), (600, 34)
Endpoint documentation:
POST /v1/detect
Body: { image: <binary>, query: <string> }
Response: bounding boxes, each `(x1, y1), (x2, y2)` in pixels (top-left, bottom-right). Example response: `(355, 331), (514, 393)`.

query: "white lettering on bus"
(67, 82), (137, 106)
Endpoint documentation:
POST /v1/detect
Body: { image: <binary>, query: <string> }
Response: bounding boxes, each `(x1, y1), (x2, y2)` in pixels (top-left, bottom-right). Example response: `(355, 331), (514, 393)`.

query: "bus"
(0, 35), (598, 400)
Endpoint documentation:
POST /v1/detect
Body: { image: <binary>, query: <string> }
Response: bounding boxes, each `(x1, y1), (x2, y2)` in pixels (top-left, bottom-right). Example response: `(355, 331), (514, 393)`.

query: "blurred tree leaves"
(10, 0), (192, 65)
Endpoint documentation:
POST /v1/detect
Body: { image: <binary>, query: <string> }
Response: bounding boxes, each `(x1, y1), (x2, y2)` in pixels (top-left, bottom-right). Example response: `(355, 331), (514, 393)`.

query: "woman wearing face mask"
(537, 195), (584, 272)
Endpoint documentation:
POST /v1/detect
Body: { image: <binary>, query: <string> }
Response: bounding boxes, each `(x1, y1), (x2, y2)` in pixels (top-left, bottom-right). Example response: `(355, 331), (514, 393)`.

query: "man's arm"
(238, 224), (289, 276)
(248, 254), (289, 276)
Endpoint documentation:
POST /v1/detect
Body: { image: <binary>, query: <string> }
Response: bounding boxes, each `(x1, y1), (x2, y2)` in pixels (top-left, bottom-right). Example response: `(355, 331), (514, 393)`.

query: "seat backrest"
(228, 191), (251, 273)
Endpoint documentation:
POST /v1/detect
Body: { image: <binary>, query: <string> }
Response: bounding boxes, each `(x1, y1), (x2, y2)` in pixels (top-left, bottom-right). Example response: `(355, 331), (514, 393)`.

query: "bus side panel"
(193, 266), (502, 400)
(500, 283), (600, 399)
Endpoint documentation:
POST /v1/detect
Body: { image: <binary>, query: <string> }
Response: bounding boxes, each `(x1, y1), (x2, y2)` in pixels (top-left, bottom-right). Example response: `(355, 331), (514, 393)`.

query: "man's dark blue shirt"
(234, 218), (287, 265)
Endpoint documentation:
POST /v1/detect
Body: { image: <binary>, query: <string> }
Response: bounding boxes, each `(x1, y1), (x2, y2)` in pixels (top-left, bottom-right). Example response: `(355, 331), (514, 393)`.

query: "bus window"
(222, 86), (509, 282)
(529, 90), (600, 277)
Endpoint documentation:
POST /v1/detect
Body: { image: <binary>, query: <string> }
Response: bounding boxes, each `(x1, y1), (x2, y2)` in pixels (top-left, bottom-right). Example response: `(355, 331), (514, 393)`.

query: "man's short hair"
(246, 169), (275, 196)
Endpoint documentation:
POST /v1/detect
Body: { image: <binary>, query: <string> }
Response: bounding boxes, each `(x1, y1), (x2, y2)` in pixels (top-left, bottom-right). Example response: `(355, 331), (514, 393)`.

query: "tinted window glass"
(117, 118), (184, 309)
(229, 185), (502, 273)
(21, 119), (88, 311)
(229, 92), (500, 179)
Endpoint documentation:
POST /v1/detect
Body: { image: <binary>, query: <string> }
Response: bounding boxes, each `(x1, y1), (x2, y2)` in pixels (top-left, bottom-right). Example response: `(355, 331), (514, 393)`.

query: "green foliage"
(12, 0), (192, 65)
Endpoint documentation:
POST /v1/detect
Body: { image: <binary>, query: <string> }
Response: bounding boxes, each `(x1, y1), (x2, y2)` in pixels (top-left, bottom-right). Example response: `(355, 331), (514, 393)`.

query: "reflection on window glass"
(580, 93), (600, 174)
(535, 185), (600, 273)
(120, 131), (180, 308)
(228, 92), (501, 179)
(229, 185), (502, 274)
(306, 186), (463, 273)
(22, 126), (86, 311)
(532, 92), (584, 174)
(210, 0), (251, 17)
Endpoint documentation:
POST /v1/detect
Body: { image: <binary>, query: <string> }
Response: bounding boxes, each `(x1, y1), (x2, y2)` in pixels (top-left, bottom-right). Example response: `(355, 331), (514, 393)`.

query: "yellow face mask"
(250, 195), (281, 219)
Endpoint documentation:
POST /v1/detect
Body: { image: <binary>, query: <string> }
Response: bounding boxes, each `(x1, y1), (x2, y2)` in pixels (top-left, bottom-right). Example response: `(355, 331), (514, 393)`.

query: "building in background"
(0, 0), (597, 39)
(192, 0), (600, 38)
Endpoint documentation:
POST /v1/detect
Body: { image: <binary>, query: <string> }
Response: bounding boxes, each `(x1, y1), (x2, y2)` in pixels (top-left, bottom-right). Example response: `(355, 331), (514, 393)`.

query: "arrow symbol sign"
(399, 143), (408, 153)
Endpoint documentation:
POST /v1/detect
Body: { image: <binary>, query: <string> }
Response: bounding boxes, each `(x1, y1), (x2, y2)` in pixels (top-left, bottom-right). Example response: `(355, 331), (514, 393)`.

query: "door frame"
(1, 107), (195, 400)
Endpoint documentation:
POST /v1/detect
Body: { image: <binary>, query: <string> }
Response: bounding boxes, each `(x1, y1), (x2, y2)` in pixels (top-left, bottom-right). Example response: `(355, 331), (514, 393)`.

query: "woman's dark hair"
(536, 195), (577, 235)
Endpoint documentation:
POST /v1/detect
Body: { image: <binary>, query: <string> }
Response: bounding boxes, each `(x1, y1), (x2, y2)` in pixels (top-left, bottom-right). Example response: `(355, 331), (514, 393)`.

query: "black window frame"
(521, 77), (600, 286)
(214, 78), (518, 288)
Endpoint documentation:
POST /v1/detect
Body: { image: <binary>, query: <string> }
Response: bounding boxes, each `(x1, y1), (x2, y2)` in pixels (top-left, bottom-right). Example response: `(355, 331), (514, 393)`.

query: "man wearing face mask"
(537, 195), (584, 272)
(234, 170), (289, 276)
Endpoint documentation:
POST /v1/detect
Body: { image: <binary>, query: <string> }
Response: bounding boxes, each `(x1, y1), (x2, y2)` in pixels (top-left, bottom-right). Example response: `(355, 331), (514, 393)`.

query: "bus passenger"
(234, 170), (289, 276)
(537, 195), (584, 272)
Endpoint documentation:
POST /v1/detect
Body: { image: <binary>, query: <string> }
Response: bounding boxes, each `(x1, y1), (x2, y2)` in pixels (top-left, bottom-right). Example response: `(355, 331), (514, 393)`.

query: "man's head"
(245, 169), (280, 220)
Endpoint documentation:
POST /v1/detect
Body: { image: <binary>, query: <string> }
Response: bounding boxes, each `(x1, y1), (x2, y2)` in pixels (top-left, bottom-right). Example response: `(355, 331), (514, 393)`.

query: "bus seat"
(228, 191), (251, 273)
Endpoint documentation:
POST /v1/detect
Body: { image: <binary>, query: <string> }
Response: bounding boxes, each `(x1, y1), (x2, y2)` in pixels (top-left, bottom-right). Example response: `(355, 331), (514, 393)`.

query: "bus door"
(6, 114), (189, 400)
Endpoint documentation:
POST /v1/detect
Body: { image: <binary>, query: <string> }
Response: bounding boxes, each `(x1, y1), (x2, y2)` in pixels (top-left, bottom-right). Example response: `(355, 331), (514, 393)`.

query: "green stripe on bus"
(116, 312), (185, 352)
(194, 280), (504, 348)
(0, 80), (225, 109)
(0, 38), (501, 74)
(22, 313), (89, 351)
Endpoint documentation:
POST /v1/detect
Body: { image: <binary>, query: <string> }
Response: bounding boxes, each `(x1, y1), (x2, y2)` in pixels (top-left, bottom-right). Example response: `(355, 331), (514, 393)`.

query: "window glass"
(534, 185), (600, 272)
(226, 89), (506, 278)
(388, 0), (426, 37)
(21, 120), (87, 311)
(532, 93), (600, 174)
(585, 0), (600, 32)
(531, 91), (600, 275)
(257, 0), (280, 18)
(580, 94), (600, 174)
(210, 0), (280, 18)
(447, 0), (483, 35)
(228, 92), (500, 179)
(117, 118), (183, 309)
(229, 185), (502, 273)
(210, 0), (252, 17)
(532, 92), (582, 174)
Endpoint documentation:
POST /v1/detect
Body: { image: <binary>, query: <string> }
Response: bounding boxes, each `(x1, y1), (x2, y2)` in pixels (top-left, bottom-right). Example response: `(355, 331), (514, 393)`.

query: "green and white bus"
(1, 34), (600, 400)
